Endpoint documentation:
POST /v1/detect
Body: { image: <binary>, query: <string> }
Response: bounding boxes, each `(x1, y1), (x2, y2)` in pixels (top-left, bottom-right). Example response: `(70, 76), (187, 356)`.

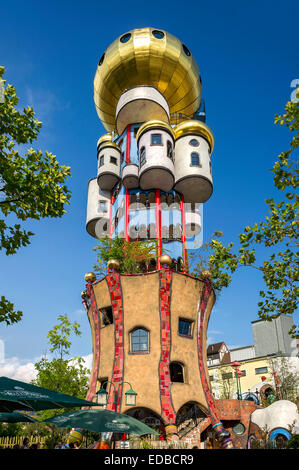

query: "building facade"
(82, 27), (234, 449)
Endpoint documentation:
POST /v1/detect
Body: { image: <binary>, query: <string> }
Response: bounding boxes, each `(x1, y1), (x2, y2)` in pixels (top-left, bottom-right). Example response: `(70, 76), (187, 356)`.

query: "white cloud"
(0, 356), (38, 383)
(0, 353), (92, 384)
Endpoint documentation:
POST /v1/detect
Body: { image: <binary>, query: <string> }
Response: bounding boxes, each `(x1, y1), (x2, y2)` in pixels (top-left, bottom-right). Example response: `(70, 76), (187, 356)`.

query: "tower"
(83, 28), (233, 449)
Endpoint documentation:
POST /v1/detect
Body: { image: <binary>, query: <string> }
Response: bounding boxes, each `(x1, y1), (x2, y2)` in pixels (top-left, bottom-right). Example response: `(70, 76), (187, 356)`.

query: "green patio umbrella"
(0, 376), (98, 412)
(45, 409), (159, 435)
(0, 411), (39, 423)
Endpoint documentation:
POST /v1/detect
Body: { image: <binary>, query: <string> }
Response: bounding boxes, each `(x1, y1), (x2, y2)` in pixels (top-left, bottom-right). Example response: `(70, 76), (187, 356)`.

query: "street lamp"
(231, 361), (242, 400)
(96, 381), (137, 411)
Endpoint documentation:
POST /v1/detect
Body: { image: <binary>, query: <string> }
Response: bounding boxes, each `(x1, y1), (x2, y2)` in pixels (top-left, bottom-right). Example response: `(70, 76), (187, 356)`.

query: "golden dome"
(94, 28), (202, 132)
(173, 120), (215, 152)
(84, 272), (96, 282)
(97, 133), (112, 148)
(136, 119), (175, 142)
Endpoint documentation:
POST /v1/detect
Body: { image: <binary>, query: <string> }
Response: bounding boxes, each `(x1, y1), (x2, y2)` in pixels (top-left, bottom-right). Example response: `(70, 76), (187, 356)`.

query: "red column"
(180, 195), (187, 271)
(109, 191), (115, 250)
(156, 189), (162, 269)
(126, 124), (131, 164)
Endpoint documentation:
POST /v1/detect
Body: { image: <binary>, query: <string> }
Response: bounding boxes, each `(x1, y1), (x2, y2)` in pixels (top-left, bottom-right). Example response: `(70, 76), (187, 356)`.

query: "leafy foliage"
(32, 314), (90, 420)
(191, 90), (299, 337)
(0, 66), (71, 325)
(93, 237), (157, 275)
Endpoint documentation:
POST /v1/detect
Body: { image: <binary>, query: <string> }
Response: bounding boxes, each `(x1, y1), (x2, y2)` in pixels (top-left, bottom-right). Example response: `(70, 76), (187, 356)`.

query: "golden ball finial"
(159, 254), (172, 267)
(107, 259), (120, 270)
(81, 290), (89, 300)
(201, 270), (212, 280)
(84, 272), (96, 283)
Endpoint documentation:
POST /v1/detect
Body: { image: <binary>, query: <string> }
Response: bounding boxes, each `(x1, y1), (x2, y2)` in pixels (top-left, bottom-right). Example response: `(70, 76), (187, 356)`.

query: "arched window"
(170, 362), (184, 383)
(130, 328), (149, 353)
(190, 152), (201, 167)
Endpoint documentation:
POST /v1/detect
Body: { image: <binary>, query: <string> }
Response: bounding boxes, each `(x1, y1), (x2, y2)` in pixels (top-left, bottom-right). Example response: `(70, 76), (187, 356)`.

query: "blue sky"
(0, 0), (298, 381)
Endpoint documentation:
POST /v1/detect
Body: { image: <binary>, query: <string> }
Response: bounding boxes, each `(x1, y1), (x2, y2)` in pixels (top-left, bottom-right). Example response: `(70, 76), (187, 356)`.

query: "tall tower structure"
(83, 28), (233, 449)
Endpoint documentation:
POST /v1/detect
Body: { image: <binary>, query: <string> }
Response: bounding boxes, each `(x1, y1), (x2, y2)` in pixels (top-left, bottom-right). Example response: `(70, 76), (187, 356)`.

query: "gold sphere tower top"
(94, 27), (202, 131)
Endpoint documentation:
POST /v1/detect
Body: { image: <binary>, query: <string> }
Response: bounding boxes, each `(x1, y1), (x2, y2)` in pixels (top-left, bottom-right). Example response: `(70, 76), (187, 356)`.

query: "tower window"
(178, 318), (193, 337)
(98, 200), (107, 213)
(140, 146), (146, 167)
(152, 30), (164, 39)
(182, 44), (191, 57)
(120, 33), (131, 43)
(151, 133), (162, 146)
(110, 156), (117, 165)
(100, 306), (113, 327)
(189, 138), (199, 147)
(170, 362), (184, 383)
(191, 152), (201, 167)
(167, 140), (173, 160)
(130, 328), (149, 353)
(99, 155), (104, 167)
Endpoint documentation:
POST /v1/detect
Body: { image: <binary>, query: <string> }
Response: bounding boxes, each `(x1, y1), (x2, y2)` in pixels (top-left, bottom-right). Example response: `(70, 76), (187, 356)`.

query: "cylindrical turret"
(136, 120), (175, 193)
(97, 134), (121, 191)
(174, 120), (214, 203)
(86, 178), (110, 238)
(115, 86), (170, 136)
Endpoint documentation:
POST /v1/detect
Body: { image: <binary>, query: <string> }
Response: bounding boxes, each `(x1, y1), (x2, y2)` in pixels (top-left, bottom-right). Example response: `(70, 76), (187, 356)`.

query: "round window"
(152, 30), (164, 39)
(98, 53), (105, 66)
(189, 139), (199, 147)
(232, 423), (245, 435)
(182, 44), (191, 56)
(120, 33), (131, 43)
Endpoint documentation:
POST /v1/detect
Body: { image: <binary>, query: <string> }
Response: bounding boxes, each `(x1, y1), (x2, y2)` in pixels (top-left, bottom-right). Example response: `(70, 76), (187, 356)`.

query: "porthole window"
(120, 33), (131, 43)
(232, 423), (245, 435)
(98, 53), (105, 66)
(182, 44), (191, 56)
(191, 152), (201, 167)
(189, 139), (199, 147)
(152, 30), (164, 39)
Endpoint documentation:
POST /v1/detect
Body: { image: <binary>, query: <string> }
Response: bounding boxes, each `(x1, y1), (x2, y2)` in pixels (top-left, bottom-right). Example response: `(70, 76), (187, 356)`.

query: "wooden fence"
(0, 436), (46, 449)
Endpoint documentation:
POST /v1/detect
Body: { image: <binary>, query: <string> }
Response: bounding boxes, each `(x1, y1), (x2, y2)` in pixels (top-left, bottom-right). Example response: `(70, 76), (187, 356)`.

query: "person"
(55, 441), (64, 449)
(73, 441), (80, 449)
(30, 443), (38, 449)
(22, 438), (30, 449)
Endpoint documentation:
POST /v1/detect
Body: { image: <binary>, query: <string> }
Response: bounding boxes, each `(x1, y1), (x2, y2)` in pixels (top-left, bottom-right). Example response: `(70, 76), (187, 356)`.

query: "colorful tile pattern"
(197, 279), (220, 425)
(106, 270), (124, 411)
(85, 281), (100, 403)
(159, 267), (176, 425)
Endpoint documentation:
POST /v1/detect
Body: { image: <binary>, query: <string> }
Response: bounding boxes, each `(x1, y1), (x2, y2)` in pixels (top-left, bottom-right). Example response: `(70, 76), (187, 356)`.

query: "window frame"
(139, 146), (146, 167)
(98, 200), (108, 213)
(169, 361), (185, 383)
(99, 155), (104, 167)
(110, 156), (118, 165)
(178, 318), (194, 338)
(255, 367), (268, 375)
(167, 140), (173, 160)
(129, 327), (149, 354)
(190, 152), (201, 167)
(150, 133), (163, 146)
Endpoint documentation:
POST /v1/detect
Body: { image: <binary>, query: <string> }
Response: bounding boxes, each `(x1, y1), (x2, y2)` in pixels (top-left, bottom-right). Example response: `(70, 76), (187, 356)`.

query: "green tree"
(191, 89), (299, 338)
(0, 67), (71, 325)
(32, 314), (90, 419)
(269, 356), (299, 404)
